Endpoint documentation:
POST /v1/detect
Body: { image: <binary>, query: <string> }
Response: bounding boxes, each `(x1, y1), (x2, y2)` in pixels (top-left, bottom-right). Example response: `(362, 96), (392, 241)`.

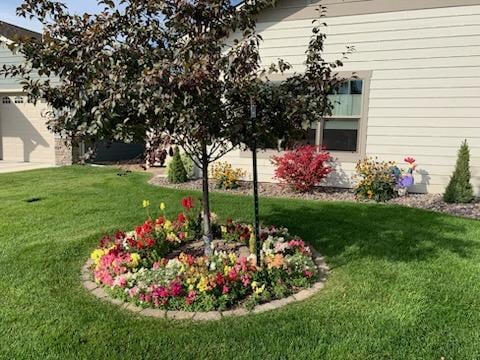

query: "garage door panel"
(0, 95), (55, 163)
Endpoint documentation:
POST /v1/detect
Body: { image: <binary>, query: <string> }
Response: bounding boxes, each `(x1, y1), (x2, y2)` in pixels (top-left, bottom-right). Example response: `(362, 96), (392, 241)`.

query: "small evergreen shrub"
(272, 145), (333, 193)
(354, 157), (397, 202)
(181, 153), (195, 179)
(167, 146), (188, 183)
(210, 162), (246, 189)
(443, 140), (475, 203)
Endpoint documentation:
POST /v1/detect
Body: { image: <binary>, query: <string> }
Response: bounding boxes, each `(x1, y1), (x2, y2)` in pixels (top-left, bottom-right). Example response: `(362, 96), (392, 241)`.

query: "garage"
(0, 93), (55, 164)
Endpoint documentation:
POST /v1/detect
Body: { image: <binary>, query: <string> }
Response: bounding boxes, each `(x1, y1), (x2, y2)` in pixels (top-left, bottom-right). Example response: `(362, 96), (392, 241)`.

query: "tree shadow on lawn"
(261, 200), (479, 266)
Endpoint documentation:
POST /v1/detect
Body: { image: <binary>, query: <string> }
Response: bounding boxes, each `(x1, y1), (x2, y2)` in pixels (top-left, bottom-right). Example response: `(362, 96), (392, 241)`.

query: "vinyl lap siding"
(220, 4), (480, 195)
(0, 44), (27, 91)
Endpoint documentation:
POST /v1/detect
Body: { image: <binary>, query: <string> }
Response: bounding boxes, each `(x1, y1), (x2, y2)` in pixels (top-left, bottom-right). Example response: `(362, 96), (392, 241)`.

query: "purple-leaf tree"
(1, 0), (348, 255)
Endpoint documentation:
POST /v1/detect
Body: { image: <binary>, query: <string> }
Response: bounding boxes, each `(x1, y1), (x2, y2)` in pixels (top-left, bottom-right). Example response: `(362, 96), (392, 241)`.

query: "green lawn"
(1, 166), (479, 359)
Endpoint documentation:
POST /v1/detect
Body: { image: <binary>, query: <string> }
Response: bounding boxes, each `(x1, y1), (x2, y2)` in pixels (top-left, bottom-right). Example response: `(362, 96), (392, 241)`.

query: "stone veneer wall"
(55, 138), (79, 166)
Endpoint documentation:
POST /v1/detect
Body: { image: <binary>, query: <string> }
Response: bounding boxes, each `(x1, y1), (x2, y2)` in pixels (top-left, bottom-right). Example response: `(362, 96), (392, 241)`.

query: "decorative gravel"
(150, 176), (480, 220)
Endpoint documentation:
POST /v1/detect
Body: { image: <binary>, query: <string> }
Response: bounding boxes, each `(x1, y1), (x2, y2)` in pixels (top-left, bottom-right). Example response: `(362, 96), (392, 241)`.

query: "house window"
(241, 71), (371, 161)
(320, 79), (364, 153)
(2, 97), (11, 104)
(14, 96), (24, 104)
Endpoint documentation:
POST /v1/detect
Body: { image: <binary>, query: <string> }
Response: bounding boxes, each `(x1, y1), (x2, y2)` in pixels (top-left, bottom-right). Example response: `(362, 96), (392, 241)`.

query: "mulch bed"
(149, 176), (480, 221)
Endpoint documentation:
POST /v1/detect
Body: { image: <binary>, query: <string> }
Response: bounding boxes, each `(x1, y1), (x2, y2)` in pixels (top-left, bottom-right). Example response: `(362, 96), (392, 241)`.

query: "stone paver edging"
(81, 248), (329, 321)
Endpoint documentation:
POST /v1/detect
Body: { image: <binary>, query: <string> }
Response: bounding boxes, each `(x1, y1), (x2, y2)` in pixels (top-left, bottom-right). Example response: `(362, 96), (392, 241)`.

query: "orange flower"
(266, 254), (285, 270)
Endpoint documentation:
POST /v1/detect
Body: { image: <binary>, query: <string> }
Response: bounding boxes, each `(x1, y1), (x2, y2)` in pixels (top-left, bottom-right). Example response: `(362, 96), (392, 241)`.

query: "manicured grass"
(1, 166), (479, 359)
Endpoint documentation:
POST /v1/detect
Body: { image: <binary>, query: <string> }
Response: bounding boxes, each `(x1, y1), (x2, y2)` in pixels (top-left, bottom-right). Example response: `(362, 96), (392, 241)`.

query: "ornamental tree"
(2, 0), (347, 254)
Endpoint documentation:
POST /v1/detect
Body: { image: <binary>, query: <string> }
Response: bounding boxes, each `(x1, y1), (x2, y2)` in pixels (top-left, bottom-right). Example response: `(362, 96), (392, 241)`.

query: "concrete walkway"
(0, 161), (54, 174)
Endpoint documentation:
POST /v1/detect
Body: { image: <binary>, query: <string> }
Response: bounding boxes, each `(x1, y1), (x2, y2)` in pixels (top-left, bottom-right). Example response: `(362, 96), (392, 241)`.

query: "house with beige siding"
(220, 0), (480, 196)
(0, 21), (75, 166)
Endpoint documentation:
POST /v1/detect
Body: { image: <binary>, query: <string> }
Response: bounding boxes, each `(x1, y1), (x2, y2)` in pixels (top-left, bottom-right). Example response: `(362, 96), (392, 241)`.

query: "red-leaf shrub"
(272, 146), (333, 192)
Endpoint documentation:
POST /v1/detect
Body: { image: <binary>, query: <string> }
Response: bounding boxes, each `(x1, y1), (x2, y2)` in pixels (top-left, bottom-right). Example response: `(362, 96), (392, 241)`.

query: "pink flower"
(152, 286), (169, 298)
(113, 276), (127, 288)
(186, 290), (197, 305)
(169, 281), (183, 297)
(241, 274), (251, 287)
(222, 285), (230, 294)
(128, 287), (139, 297)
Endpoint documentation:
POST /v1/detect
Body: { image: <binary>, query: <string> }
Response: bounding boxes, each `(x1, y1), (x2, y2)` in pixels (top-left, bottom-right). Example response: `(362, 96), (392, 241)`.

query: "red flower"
(155, 216), (165, 227)
(135, 226), (143, 236)
(145, 238), (155, 247)
(228, 268), (238, 281)
(304, 270), (313, 278)
(142, 221), (153, 234)
(215, 272), (225, 286)
(99, 235), (112, 248)
(181, 197), (194, 211)
(114, 231), (125, 241)
(127, 237), (136, 247)
(404, 157), (416, 164)
(177, 212), (186, 224)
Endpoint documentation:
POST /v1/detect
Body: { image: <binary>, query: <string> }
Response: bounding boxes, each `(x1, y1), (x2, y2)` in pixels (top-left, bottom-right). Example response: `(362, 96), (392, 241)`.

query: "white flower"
(166, 258), (181, 269)
(209, 262), (217, 271)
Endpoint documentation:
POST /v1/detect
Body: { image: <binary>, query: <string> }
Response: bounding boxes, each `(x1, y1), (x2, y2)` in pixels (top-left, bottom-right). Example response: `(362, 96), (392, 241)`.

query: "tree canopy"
(1, 0), (348, 253)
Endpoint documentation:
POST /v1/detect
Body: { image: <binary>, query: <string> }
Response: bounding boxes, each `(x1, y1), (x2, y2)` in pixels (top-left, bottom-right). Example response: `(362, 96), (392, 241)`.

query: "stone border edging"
(81, 248), (329, 321)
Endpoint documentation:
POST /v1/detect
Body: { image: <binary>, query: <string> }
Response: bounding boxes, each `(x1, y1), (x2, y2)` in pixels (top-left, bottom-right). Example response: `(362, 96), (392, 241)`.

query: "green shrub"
(443, 140), (475, 203)
(181, 153), (195, 179)
(167, 146), (188, 183)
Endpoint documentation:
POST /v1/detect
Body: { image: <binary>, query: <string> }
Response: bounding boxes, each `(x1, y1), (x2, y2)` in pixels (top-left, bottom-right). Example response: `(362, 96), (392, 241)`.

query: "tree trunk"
(201, 141), (213, 256)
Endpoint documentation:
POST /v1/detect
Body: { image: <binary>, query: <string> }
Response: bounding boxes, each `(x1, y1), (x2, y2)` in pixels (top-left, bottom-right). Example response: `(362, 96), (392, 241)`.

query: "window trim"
(240, 70), (372, 163)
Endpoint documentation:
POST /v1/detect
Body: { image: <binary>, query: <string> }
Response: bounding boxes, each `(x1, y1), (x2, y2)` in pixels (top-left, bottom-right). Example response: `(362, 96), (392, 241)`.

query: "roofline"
(0, 20), (41, 41)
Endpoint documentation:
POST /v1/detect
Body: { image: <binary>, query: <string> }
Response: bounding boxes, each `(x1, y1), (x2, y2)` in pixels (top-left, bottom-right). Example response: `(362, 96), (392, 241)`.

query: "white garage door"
(0, 94), (55, 163)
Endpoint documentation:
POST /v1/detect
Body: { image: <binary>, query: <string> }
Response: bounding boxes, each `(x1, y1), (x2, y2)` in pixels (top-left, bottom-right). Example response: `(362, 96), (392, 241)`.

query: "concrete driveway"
(0, 161), (54, 174)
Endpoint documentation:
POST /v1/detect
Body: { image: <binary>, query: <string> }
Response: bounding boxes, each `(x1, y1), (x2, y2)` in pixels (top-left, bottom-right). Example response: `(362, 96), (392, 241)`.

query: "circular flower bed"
(85, 197), (327, 317)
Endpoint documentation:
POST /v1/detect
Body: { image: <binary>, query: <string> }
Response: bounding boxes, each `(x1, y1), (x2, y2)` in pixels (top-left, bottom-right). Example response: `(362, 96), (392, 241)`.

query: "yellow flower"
(251, 281), (265, 295)
(221, 226), (227, 234)
(166, 232), (179, 243)
(197, 276), (209, 293)
(142, 200), (150, 208)
(228, 253), (237, 264)
(160, 202), (166, 211)
(130, 253), (141, 268)
(90, 249), (108, 265)
(164, 220), (173, 231)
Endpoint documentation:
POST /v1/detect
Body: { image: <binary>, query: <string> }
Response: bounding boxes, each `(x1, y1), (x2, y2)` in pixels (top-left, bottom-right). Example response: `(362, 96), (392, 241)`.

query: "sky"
(1, 0), (101, 32)
(1, 0), (243, 33)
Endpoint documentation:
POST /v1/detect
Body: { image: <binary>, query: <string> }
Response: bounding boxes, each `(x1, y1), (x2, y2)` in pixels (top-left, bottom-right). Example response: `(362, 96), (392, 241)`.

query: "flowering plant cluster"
(210, 161), (246, 190)
(272, 145), (333, 193)
(89, 206), (318, 312)
(221, 219), (253, 244)
(94, 197), (202, 267)
(354, 157), (417, 202)
(354, 157), (397, 202)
